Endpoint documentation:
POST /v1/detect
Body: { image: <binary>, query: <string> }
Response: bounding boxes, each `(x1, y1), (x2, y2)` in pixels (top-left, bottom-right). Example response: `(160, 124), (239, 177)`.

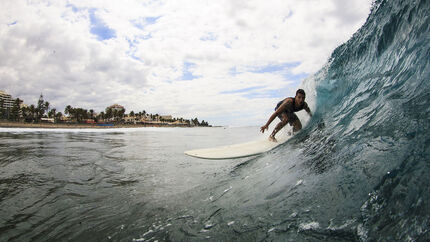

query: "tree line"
(0, 94), (211, 126)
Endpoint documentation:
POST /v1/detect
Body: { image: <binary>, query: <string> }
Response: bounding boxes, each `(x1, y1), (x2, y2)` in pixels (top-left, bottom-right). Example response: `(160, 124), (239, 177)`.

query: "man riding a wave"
(260, 89), (312, 142)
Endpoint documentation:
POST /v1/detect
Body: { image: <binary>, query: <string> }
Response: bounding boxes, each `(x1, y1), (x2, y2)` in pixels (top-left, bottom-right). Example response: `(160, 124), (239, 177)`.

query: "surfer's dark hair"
(296, 89), (306, 96)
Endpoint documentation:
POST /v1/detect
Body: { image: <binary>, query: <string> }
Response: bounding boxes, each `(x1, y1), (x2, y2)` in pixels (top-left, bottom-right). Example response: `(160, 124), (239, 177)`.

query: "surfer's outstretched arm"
(260, 101), (290, 133)
(260, 112), (277, 133)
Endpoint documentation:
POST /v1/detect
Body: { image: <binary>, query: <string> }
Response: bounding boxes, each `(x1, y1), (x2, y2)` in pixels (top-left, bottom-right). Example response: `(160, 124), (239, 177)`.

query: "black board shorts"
(277, 112), (299, 125)
(275, 101), (299, 125)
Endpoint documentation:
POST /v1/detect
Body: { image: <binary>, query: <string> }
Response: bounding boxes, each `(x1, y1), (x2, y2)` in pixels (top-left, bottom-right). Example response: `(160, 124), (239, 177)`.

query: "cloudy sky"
(0, 0), (372, 126)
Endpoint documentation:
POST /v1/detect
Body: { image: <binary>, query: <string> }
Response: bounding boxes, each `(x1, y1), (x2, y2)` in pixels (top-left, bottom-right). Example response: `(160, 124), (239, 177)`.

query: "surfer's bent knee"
(281, 119), (288, 126)
(292, 120), (302, 132)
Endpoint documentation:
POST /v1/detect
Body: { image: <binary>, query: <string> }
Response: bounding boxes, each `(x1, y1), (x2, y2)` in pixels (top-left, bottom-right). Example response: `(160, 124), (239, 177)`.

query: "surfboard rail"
(184, 134), (291, 160)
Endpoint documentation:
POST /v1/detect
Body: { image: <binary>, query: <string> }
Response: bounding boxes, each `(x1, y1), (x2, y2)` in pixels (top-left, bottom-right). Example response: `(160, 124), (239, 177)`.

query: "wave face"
(297, 0), (430, 239)
(166, 0), (429, 241)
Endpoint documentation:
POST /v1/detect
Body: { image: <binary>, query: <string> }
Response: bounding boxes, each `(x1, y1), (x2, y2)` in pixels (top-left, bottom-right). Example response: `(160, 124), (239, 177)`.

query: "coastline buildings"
(0, 90), (25, 119)
(0, 90), (14, 109)
(0, 91), (209, 126)
(160, 115), (172, 121)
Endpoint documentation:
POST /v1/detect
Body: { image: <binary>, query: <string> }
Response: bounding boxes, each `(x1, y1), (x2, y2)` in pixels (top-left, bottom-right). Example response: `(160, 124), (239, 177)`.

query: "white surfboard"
(184, 134), (292, 160)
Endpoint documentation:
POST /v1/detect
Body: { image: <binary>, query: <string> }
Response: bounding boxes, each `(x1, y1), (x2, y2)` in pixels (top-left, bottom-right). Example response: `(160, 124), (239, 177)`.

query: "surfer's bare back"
(260, 89), (312, 142)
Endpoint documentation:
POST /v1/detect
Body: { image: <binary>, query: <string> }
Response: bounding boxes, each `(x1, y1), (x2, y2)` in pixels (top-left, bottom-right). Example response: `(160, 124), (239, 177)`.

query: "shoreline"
(0, 121), (196, 129)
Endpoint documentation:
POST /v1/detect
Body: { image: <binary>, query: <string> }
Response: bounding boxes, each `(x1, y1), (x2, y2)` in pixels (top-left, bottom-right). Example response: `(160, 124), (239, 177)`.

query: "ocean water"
(0, 127), (266, 241)
(1, 0), (429, 241)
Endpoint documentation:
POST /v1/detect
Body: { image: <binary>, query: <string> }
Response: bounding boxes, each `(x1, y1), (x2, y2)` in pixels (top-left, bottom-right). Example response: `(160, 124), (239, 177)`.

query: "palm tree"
(11, 98), (21, 121)
(55, 111), (63, 122)
(37, 94), (45, 121)
(65, 105), (72, 117)
(89, 109), (95, 120)
(44, 101), (50, 117)
(29, 105), (36, 122)
(99, 111), (105, 122)
(73, 108), (87, 123)
(112, 109), (118, 122)
(49, 108), (56, 119)
(193, 118), (200, 126)
(119, 109), (125, 120)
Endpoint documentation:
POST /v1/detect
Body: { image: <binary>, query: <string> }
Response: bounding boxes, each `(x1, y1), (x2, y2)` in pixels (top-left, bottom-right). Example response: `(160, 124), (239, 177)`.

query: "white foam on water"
(0, 127), (174, 133)
(299, 221), (320, 231)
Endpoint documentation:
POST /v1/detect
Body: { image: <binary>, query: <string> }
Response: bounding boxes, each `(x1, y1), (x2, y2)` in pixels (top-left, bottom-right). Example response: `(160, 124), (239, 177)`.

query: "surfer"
(260, 89), (312, 142)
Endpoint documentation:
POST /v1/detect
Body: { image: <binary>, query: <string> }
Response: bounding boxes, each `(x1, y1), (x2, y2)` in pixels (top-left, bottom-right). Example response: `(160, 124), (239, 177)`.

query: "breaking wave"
(161, 0), (430, 240)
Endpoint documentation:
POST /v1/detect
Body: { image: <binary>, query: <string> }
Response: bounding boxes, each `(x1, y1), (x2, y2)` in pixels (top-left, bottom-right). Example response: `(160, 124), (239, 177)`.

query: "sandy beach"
(0, 121), (191, 129)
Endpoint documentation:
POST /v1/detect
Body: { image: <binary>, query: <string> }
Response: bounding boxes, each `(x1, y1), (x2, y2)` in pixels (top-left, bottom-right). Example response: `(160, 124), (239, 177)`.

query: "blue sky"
(89, 9), (116, 40)
(181, 62), (201, 81)
(0, 0), (372, 126)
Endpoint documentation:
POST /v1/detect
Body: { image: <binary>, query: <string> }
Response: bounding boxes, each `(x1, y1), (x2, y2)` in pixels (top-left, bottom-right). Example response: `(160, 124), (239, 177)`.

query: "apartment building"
(0, 90), (15, 109)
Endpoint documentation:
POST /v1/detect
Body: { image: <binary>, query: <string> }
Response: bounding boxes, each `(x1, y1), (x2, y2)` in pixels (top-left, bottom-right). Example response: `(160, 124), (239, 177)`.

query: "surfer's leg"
(292, 118), (302, 133)
(270, 113), (288, 141)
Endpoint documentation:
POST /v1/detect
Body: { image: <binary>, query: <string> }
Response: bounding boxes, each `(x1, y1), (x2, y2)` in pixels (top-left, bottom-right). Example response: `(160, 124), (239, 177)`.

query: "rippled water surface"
(0, 127), (267, 241)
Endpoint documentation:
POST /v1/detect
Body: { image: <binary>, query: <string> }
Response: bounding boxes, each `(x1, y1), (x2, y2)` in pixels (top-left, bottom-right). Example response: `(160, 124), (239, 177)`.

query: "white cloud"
(0, 0), (371, 126)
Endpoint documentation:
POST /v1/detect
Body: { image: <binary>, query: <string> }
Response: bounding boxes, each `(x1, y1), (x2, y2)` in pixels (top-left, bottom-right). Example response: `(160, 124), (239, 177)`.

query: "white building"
(0, 90), (14, 109)
(160, 115), (173, 121)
